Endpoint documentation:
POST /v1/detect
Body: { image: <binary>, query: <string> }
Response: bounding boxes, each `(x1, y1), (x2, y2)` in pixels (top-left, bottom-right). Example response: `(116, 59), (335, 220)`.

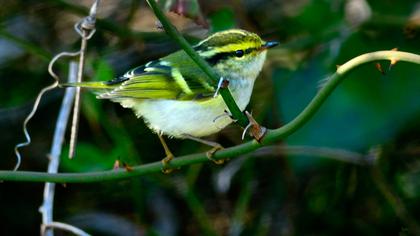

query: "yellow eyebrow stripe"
(214, 41), (262, 53)
(197, 41), (262, 58)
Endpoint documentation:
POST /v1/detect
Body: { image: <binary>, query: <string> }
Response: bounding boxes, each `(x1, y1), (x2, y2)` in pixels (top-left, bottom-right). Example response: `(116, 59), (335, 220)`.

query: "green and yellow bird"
(63, 29), (278, 169)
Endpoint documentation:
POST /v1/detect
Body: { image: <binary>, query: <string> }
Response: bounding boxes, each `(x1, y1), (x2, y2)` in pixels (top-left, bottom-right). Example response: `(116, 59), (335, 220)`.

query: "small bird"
(63, 29), (278, 170)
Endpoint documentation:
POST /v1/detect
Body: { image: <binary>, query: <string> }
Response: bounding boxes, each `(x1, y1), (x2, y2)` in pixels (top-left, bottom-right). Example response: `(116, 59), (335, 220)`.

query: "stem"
(68, 31), (88, 159)
(0, 145), (374, 183)
(42, 222), (91, 236)
(145, 0), (249, 126)
(1, 51), (420, 183)
(68, 0), (99, 158)
(40, 62), (77, 236)
(263, 51), (420, 143)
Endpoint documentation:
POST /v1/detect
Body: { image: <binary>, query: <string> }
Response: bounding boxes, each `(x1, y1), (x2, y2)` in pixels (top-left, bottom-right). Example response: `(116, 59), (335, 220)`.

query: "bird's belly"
(134, 97), (235, 138)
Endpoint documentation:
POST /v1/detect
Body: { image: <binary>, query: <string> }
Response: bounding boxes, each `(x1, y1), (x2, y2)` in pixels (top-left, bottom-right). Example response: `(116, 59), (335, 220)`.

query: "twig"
(39, 62), (78, 236)
(13, 50), (80, 171)
(69, 0), (99, 159)
(3, 50), (420, 182)
(42, 222), (91, 236)
(145, 0), (249, 127)
(13, 83), (58, 171)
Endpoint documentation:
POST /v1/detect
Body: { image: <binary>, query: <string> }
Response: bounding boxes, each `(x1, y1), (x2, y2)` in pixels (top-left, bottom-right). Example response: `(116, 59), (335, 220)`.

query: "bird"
(62, 29), (278, 171)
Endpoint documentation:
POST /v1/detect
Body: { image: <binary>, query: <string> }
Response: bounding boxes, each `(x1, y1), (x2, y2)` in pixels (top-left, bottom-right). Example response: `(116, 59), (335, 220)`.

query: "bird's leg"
(242, 111), (267, 142)
(158, 134), (175, 174)
(184, 134), (225, 164)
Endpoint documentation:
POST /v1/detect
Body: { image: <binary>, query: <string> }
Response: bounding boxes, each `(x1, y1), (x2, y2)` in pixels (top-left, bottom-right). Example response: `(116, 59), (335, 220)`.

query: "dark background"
(1, 0), (420, 235)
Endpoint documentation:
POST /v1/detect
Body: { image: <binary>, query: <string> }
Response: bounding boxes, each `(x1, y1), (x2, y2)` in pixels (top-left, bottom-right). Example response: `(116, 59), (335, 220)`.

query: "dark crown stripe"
(204, 47), (258, 65)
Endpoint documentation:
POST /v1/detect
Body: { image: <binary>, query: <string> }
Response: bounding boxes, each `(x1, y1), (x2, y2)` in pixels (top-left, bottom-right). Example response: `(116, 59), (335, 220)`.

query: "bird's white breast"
(133, 78), (254, 138)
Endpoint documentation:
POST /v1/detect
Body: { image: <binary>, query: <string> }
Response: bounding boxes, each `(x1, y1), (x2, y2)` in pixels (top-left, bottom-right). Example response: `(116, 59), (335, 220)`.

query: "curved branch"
(1, 52), (420, 183)
(0, 145), (368, 183)
(263, 51), (420, 143)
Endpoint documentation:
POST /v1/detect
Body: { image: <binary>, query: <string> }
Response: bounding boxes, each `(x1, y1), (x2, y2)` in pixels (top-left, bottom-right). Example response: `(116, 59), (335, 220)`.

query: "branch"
(42, 222), (91, 236)
(1, 52), (420, 183)
(0, 145), (367, 183)
(68, 0), (99, 158)
(145, 0), (249, 126)
(39, 62), (77, 236)
(262, 51), (420, 143)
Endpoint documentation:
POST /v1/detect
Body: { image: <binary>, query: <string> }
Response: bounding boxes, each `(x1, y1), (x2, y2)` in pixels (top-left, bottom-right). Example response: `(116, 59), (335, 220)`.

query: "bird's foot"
(206, 144), (225, 165)
(184, 134), (227, 165)
(161, 154), (175, 174)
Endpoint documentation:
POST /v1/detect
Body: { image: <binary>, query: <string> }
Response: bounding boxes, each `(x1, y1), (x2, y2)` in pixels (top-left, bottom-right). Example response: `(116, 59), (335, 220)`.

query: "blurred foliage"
(1, 0), (420, 235)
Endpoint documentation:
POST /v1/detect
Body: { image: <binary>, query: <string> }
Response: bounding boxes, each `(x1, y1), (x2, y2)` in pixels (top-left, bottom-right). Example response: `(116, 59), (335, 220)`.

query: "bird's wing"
(98, 56), (216, 101)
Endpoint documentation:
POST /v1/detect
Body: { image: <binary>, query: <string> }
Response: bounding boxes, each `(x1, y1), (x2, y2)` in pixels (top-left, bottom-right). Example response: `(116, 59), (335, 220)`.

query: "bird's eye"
(235, 50), (244, 58)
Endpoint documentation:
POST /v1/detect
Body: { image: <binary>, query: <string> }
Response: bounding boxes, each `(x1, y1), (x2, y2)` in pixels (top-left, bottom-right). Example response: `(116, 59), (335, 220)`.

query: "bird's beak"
(262, 41), (279, 50)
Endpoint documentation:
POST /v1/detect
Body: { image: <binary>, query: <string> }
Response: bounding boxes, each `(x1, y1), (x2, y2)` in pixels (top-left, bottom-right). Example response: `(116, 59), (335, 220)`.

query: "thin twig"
(13, 83), (58, 171)
(13, 52), (74, 171)
(40, 62), (78, 236)
(69, 0), (99, 158)
(12, 46), (80, 170)
(49, 52), (81, 81)
(13, 51), (79, 171)
(3, 50), (420, 182)
(68, 33), (86, 159)
(42, 222), (91, 236)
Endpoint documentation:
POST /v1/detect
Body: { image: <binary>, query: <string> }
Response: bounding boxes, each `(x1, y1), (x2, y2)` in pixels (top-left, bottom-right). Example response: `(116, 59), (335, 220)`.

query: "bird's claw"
(161, 154), (176, 174)
(206, 144), (225, 165)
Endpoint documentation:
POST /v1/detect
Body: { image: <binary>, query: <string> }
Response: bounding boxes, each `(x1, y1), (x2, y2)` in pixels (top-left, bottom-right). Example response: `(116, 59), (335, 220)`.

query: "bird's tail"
(59, 81), (114, 89)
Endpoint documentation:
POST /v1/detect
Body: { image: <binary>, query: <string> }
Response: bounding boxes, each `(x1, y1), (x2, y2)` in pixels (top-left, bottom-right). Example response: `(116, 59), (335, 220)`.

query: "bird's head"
(194, 29), (278, 79)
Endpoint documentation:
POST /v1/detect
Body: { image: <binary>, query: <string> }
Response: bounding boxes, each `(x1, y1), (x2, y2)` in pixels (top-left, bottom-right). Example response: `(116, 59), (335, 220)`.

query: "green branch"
(145, 0), (249, 126)
(0, 144), (369, 183)
(263, 51), (420, 143)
